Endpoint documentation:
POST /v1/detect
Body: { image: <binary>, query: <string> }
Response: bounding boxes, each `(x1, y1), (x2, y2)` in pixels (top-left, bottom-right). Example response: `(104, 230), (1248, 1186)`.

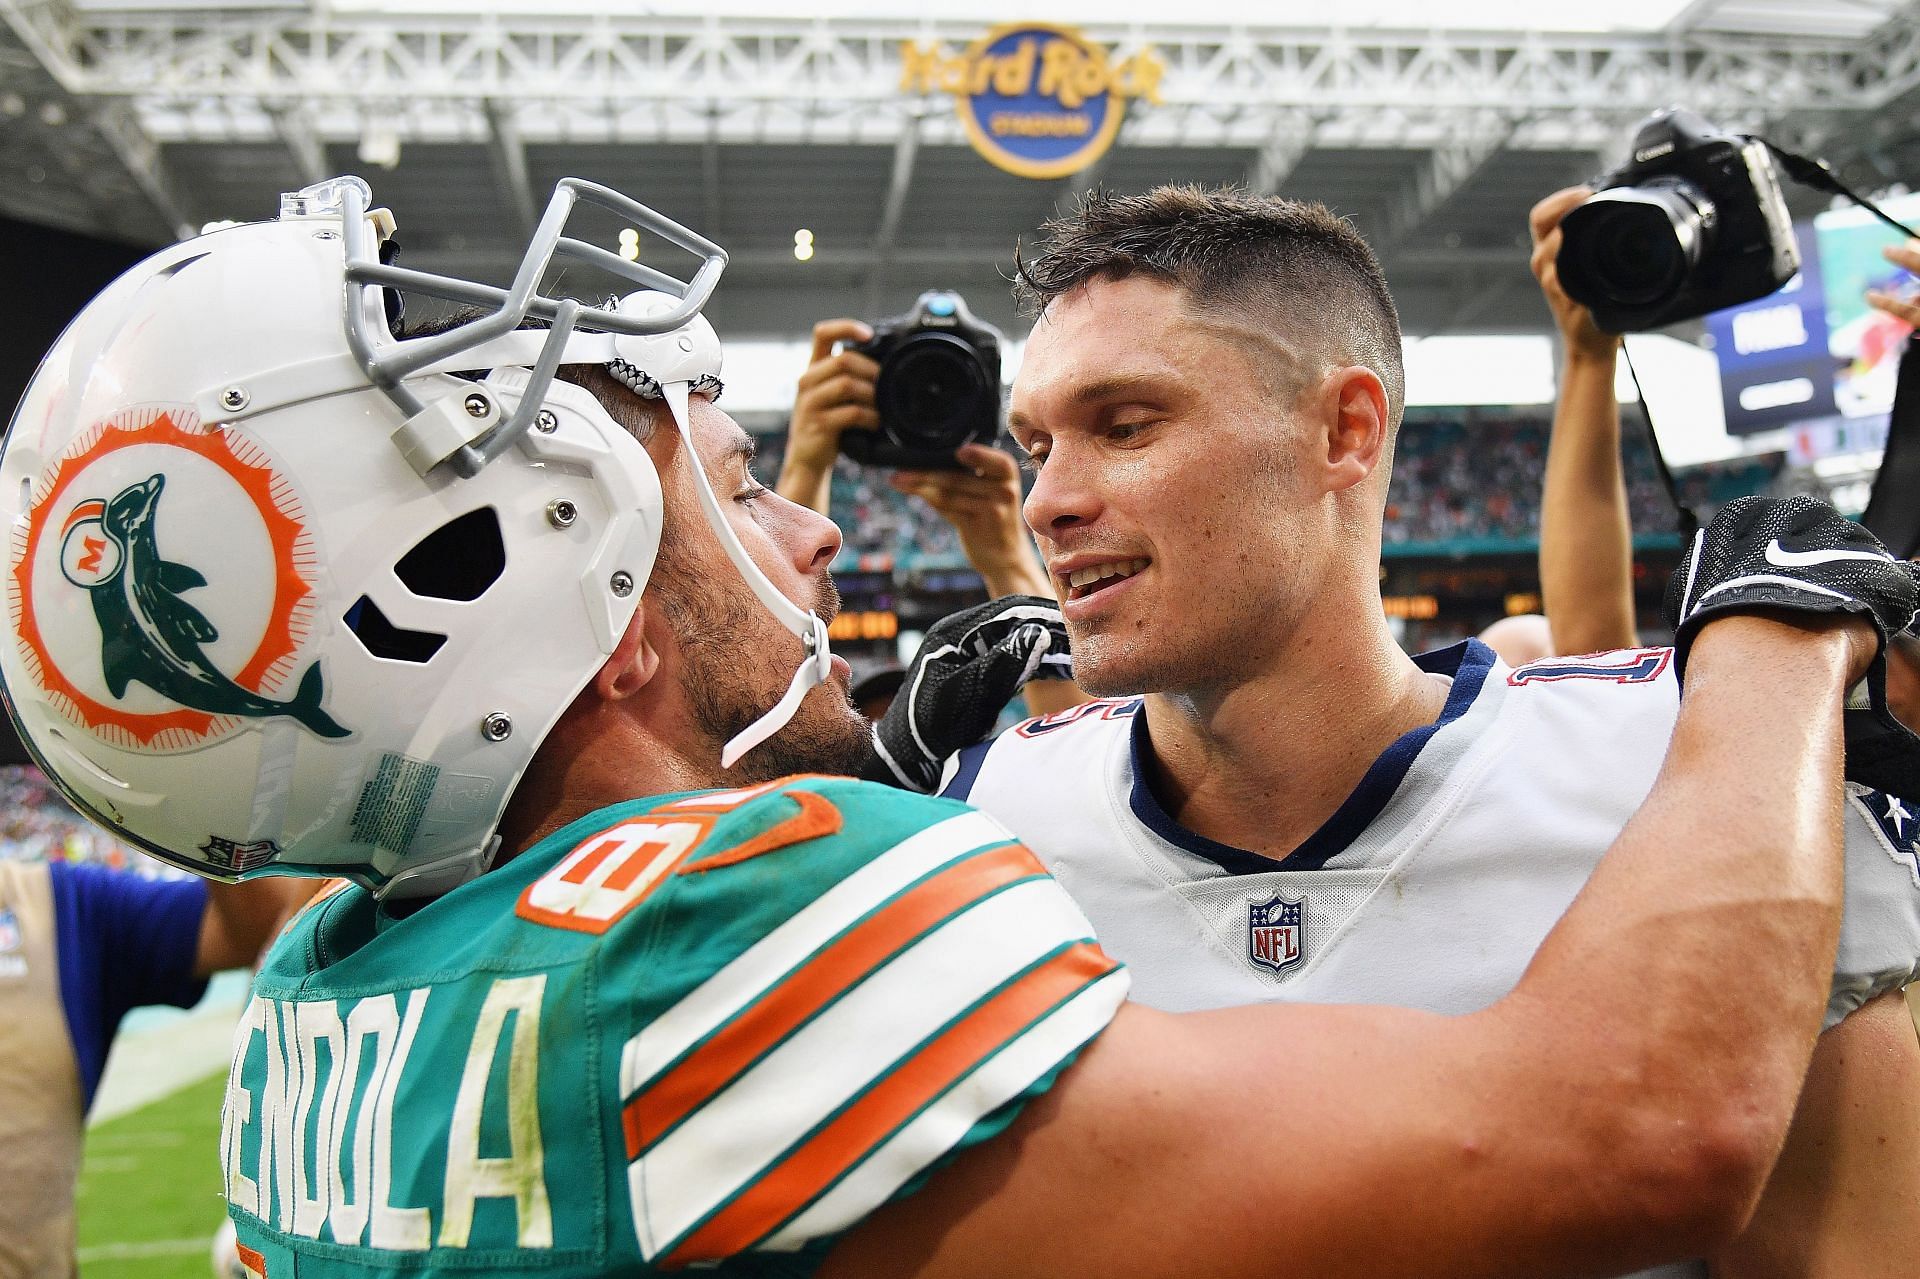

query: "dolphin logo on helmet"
(82, 473), (347, 738)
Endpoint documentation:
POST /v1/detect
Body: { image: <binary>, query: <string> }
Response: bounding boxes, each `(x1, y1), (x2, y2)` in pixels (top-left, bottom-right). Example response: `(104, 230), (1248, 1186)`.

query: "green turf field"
(78, 1071), (228, 1278)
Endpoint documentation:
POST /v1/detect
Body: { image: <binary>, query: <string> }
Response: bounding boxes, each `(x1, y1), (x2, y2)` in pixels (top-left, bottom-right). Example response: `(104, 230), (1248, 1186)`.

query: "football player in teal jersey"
(1, 174), (1912, 1279)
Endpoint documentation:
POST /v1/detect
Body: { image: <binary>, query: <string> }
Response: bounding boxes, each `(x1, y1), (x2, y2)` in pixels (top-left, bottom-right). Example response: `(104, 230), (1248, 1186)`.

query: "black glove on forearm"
(863, 595), (1072, 793)
(1664, 495), (1920, 800)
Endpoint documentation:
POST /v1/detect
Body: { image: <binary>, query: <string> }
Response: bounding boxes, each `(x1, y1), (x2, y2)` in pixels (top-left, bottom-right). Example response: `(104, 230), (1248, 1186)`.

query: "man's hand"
(1866, 239), (1920, 328)
(776, 319), (881, 515)
(865, 596), (1073, 792)
(1529, 186), (1620, 362)
(891, 443), (1050, 598)
(1664, 495), (1920, 798)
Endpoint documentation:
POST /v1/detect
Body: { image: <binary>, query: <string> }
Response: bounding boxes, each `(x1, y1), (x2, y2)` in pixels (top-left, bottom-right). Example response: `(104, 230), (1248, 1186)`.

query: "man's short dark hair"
(1014, 185), (1406, 430)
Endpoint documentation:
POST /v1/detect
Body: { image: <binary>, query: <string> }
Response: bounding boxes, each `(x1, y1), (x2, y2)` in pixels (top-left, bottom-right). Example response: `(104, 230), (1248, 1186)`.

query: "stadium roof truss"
(3, 2), (1919, 335)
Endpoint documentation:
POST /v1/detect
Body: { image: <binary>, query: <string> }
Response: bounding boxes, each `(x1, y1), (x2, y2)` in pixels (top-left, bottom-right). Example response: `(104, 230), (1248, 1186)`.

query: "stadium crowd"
(752, 415), (1788, 574)
(0, 767), (152, 872)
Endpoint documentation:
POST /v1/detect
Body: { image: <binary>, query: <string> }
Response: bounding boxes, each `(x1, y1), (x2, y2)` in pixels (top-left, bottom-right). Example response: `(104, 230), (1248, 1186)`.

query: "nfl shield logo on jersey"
(1248, 894), (1304, 974)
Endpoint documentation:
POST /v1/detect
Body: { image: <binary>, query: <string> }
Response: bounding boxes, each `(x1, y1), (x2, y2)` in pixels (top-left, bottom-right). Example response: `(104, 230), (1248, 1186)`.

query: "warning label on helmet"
(351, 752), (441, 854)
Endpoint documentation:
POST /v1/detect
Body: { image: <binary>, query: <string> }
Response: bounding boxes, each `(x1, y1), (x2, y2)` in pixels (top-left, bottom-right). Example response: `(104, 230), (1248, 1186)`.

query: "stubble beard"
(669, 569), (873, 784)
(1066, 600), (1275, 700)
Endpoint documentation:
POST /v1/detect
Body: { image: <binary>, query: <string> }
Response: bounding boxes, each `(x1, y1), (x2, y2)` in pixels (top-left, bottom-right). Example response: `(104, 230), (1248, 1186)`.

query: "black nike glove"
(1664, 494), (1920, 800)
(863, 595), (1072, 793)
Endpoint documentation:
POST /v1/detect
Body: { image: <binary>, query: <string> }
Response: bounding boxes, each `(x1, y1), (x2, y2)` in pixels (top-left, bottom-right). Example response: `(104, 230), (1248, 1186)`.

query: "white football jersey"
(943, 640), (1920, 1279)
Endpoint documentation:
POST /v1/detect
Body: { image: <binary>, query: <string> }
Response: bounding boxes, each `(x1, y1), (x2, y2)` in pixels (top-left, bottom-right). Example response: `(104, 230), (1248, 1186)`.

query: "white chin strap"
(658, 381), (834, 768)
(411, 290), (835, 770)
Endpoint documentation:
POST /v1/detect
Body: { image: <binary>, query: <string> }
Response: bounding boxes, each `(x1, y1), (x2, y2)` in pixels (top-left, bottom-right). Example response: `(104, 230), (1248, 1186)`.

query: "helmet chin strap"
(409, 285), (835, 772)
(657, 381), (834, 768)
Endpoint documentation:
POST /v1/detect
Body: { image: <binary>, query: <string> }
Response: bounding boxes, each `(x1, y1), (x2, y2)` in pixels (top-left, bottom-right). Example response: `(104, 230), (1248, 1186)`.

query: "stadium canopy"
(3, 0), (1917, 338)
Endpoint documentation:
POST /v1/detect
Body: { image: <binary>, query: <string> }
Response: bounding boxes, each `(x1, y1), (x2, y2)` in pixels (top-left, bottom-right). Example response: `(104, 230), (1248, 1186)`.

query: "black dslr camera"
(1557, 108), (1799, 334)
(840, 290), (1004, 469)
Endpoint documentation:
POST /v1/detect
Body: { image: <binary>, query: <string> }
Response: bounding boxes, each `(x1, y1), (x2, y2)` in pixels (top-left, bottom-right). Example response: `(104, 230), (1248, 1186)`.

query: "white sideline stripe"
(630, 879), (1095, 1259)
(620, 809), (1013, 1095)
(77, 1237), (216, 1261)
(1696, 574), (1851, 607)
(760, 969), (1129, 1252)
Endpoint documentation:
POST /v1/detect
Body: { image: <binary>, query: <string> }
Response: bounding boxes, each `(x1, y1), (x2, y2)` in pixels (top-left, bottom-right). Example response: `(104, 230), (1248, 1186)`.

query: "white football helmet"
(0, 176), (834, 897)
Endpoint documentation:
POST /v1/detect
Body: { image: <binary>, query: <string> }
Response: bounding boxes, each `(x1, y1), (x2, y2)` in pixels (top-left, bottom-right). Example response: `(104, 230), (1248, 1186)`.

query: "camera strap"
(1763, 143), (1920, 242)
(1862, 332), (1920, 560)
(1620, 341), (1700, 541)
(1760, 140), (1919, 558)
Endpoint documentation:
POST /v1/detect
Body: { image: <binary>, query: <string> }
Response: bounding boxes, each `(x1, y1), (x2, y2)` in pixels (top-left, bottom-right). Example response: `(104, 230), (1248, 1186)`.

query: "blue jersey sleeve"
(48, 861), (208, 1107)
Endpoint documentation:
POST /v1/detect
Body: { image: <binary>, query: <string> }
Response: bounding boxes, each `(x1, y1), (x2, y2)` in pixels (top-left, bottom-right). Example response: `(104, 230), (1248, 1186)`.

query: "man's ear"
(595, 599), (663, 701)
(1322, 365), (1390, 494)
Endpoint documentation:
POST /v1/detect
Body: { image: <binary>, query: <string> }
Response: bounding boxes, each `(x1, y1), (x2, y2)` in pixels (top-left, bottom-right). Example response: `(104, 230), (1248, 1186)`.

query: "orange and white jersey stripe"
(618, 807), (1128, 1266)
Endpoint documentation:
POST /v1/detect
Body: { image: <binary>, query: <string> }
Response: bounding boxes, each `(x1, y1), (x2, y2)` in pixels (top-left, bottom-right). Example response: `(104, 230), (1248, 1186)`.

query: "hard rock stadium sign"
(900, 24), (1166, 179)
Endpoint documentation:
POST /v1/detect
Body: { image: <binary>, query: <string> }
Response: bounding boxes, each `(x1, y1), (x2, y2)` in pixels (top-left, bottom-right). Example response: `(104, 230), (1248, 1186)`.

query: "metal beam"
(701, 119), (722, 237)
(1663, 0), (1727, 34)
(1053, 149), (1111, 217)
(87, 100), (194, 240)
(865, 115), (922, 312)
(1245, 112), (1317, 195)
(1852, 0), (1920, 108)
(13, 10), (1910, 147)
(267, 103), (327, 188)
(1382, 115), (1516, 247)
(0, 0), (191, 237)
(483, 99), (536, 240)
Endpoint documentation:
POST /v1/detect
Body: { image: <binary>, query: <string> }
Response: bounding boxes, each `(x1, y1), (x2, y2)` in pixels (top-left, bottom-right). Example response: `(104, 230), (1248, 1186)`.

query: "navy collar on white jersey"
(1126, 639), (1497, 875)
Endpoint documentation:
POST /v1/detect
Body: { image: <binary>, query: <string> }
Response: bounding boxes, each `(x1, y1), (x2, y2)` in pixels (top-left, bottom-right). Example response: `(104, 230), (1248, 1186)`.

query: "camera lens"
(875, 332), (996, 449)
(1559, 181), (1713, 311)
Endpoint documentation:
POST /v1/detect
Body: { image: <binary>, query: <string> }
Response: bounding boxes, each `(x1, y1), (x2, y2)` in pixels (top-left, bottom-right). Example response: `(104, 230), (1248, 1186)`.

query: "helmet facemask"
(0, 176), (836, 897)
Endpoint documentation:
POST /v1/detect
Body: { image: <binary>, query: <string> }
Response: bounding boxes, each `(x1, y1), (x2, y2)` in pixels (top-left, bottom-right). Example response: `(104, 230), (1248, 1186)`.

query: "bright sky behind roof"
(306, 0), (1700, 32)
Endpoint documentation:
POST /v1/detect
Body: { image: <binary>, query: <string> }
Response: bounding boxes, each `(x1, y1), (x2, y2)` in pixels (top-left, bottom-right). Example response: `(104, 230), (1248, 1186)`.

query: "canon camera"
(841, 290), (1004, 469)
(1557, 108), (1799, 333)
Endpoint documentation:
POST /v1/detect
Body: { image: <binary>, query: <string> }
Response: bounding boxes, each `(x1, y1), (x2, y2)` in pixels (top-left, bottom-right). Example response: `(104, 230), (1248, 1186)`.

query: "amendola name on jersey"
(219, 776), (1127, 1277)
(943, 639), (1920, 1030)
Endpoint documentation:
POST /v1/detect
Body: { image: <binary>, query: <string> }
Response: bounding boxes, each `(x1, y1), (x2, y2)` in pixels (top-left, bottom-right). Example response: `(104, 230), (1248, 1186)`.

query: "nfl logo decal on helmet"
(1248, 893), (1305, 974)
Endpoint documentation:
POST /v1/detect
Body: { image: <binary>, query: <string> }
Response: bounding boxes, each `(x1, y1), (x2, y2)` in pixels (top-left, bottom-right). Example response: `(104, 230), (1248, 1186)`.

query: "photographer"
(1528, 191), (1920, 734)
(777, 316), (1086, 717)
(1526, 185), (1637, 656)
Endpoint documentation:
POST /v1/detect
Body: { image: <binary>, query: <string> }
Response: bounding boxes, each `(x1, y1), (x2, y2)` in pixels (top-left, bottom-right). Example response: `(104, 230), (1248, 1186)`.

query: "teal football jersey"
(220, 775), (1127, 1277)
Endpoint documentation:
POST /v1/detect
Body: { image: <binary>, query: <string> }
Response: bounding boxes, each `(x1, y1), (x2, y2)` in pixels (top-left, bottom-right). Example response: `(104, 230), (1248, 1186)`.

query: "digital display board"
(1815, 191), (1920, 420)
(1706, 193), (1919, 438)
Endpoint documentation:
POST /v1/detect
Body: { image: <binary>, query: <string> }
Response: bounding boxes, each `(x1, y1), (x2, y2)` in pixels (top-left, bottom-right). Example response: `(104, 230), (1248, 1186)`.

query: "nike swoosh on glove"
(1664, 494), (1920, 800)
(863, 595), (1072, 793)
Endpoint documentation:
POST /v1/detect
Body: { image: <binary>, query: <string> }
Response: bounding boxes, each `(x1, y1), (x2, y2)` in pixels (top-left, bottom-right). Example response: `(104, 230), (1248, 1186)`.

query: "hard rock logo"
(901, 24), (1165, 180)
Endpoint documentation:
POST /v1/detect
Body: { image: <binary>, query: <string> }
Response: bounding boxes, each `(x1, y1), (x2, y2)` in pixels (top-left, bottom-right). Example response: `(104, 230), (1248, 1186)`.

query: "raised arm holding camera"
(777, 318), (882, 516)
(1523, 129), (1920, 1267)
(1528, 184), (1636, 657)
(1531, 107), (1920, 801)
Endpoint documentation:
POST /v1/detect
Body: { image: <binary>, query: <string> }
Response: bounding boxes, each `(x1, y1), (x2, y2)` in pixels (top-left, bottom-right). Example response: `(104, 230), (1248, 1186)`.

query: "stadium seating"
(755, 417), (1787, 574)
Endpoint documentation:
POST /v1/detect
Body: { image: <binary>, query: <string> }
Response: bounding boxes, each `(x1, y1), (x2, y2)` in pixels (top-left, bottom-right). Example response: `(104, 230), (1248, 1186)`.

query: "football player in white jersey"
(935, 185), (1920, 1278)
(4, 174), (1913, 1279)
